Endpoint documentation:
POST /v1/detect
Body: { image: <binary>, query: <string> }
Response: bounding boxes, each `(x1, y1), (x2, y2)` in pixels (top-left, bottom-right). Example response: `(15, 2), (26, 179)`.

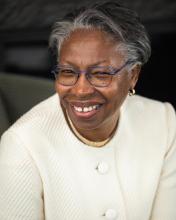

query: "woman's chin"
(67, 104), (104, 131)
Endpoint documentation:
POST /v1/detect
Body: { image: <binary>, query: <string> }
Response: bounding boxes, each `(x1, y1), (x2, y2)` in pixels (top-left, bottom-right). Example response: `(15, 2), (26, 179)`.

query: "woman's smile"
(70, 101), (103, 119)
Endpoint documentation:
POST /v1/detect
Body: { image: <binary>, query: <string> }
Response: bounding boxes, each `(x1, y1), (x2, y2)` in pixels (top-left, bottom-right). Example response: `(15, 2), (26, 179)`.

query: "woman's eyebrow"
(61, 60), (107, 68)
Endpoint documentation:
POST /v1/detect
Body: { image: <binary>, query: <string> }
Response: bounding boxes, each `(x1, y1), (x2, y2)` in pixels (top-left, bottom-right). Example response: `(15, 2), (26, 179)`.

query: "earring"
(128, 88), (135, 96)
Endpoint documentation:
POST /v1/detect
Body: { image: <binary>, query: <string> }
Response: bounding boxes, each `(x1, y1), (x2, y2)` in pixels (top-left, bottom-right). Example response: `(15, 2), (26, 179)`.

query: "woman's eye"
(60, 69), (75, 75)
(92, 71), (110, 78)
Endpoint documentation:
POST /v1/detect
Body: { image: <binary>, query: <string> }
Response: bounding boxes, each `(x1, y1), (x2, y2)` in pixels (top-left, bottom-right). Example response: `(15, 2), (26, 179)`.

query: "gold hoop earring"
(128, 89), (135, 96)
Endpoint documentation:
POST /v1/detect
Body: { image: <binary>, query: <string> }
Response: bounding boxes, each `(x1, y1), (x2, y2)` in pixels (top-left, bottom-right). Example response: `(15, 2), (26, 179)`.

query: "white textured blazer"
(0, 94), (176, 220)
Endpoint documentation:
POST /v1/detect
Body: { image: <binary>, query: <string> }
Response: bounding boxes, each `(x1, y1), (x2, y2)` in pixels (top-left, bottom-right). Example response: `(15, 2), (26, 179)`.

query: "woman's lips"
(69, 102), (103, 119)
(74, 104), (100, 112)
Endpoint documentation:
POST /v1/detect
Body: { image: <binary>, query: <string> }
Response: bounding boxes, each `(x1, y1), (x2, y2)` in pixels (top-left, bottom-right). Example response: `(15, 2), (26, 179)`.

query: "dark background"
(0, 0), (175, 108)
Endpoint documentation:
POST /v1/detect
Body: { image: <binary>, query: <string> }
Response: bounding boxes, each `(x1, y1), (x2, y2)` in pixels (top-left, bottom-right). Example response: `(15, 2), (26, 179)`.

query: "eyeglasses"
(52, 60), (132, 87)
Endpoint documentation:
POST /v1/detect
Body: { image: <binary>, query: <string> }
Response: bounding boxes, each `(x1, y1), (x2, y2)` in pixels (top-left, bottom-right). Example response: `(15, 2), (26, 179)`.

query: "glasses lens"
(88, 67), (112, 87)
(56, 67), (78, 86)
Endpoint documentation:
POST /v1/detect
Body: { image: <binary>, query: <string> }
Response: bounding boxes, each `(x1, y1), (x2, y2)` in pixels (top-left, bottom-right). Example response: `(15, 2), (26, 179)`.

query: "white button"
(104, 209), (117, 219)
(96, 162), (109, 174)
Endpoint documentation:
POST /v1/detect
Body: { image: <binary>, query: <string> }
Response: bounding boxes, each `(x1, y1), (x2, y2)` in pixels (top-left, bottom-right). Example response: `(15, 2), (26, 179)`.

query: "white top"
(0, 94), (176, 220)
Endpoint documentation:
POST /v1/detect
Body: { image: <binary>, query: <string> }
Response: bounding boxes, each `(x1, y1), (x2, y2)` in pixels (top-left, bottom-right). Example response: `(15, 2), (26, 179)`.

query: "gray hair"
(49, 1), (151, 65)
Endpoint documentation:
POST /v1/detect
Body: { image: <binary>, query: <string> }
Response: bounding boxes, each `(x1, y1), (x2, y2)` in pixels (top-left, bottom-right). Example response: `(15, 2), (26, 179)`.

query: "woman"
(0, 1), (176, 220)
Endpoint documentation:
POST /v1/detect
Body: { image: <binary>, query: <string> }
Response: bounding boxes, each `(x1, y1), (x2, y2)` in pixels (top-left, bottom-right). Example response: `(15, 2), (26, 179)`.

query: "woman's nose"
(71, 73), (95, 97)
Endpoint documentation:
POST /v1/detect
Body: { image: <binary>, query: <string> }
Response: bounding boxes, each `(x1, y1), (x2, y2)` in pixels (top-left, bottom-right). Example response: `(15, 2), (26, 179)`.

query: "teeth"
(74, 105), (100, 113)
(77, 107), (82, 112)
(83, 107), (89, 112)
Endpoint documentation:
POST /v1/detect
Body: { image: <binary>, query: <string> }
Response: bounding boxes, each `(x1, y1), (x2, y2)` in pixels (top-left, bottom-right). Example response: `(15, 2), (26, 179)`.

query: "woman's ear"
(129, 63), (141, 89)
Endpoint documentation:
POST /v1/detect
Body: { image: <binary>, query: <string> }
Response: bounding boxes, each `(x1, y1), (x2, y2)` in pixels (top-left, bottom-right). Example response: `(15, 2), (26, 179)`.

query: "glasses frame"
(52, 59), (133, 87)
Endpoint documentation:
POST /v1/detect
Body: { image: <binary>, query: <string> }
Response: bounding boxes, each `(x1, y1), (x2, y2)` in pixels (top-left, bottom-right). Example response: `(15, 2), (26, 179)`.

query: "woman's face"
(55, 29), (139, 132)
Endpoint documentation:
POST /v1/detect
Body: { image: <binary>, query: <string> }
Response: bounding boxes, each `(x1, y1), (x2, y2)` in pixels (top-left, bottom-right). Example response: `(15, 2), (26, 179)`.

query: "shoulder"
(0, 93), (67, 161)
(124, 95), (175, 120)
(123, 95), (176, 149)
(8, 93), (60, 131)
(1, 93), (65, 145)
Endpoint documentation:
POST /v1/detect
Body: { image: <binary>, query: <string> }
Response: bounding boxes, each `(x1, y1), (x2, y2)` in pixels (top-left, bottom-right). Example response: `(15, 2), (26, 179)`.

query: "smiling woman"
(56, 29), (137, 142)
(0, 1), (176, 220)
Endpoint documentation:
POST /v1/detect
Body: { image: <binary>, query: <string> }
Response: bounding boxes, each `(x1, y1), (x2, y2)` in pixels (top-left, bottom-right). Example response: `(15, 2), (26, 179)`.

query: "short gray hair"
(49, 1), (151, 65)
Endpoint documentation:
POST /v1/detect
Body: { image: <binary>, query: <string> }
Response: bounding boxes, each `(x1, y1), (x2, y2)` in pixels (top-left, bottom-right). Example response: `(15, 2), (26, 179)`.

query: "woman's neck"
(69, 111), (119, 143)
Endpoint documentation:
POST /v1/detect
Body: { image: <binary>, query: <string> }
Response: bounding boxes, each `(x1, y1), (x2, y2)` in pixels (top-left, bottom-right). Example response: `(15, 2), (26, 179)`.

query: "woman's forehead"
(59, 29), (124, 66)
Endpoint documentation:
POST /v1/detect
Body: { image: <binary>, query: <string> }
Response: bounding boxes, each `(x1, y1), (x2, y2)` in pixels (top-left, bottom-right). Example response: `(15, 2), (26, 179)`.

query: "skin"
(55, 29), (140, 143)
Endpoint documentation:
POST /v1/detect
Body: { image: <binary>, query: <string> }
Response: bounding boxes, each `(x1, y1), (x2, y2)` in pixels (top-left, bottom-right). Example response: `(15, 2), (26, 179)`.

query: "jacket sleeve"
(150, 103), (176, 220)
(0, 130), (44, 220)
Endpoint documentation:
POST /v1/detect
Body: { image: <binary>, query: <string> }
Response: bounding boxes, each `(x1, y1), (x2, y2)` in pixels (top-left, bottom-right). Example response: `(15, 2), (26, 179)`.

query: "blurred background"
(0, 0), (175, 108)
